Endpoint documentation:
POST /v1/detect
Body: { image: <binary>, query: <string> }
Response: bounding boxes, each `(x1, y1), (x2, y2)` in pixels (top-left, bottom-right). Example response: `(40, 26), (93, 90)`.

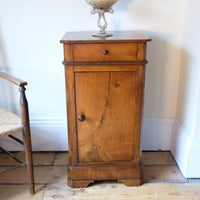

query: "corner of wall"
(186, 141), (200, 177)
(142, 118), (175, 151)
(171, 119), (190, 176)
(171, 119), (200, 178)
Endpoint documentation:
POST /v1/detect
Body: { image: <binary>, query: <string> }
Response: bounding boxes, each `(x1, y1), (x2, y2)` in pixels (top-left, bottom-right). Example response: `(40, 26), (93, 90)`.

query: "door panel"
(75, 71), (137, 163)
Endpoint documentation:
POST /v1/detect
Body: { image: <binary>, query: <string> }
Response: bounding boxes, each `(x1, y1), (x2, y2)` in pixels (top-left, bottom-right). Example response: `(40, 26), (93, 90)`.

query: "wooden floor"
(0, 151), (200, 200)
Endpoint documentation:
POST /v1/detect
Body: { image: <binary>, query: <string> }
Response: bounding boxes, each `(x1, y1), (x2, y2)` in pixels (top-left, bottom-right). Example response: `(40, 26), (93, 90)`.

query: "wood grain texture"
(61, 31), (151, 188)
(75, 72), (138, 163)
(2, 182), (200, 200)
(0, 166), (67, 184)
(64, 67), (77, 166)
(133, 65), (145, 164)
(0, 73), (35, 195)
(0, 72), (27, 86)
(63, 61), (147, 67)
(137, 43), (146, 61)
(118, 179), (144, 186)
(144, 165), (188, 183)
(142, 152), (176, 165)
(0, 152), (55, 166)
(60, 31), (151, 44)
(74, 65), (139, 72)
(68, 164), (143, 181)
(73, 43), (138, 62)
(0, 185), (44, 200)
(45, 182), (200, 200)
(1, 152), (196, 199)
(19, 85), (35, 195)
(63, 44), (74, 62)
(68, 179), (93, 188)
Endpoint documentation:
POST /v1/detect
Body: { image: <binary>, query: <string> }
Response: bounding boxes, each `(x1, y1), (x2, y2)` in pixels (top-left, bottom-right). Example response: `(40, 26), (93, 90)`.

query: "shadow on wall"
(0, 24), (16, 112)
(141, 32), (187, 150)
(112, 0), (133, 30)
(175, 49), (193, 128)
(114, 0), (133, 11)
(0, 28), (8, 68)
(143, 32), (169, 117)
(143, 31), (187, 118)
(141, 33), (169, 150)
(170, 48), (193, 175)
(0, 24), (24, 150)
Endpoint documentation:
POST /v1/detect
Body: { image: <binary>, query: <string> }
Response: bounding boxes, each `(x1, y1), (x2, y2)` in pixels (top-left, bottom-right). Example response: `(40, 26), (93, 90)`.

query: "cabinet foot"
(67, 179), (94, 188)
(118, 178), (144, 186)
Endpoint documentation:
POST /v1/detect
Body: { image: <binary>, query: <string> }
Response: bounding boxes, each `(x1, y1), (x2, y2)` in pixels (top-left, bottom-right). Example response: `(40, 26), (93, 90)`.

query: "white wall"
(0, 0), (186, 151)
(115, 0), (185, 118)
(171, 0), (200, 178)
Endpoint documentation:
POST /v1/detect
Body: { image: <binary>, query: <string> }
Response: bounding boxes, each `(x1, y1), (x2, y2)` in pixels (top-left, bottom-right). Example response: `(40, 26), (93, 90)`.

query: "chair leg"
(22, 128), (35, 195)
(19, 85), (35, 195)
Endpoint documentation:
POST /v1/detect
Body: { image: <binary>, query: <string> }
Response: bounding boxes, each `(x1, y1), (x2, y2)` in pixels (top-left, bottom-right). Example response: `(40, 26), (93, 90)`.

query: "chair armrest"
(0, 72), (27, 87)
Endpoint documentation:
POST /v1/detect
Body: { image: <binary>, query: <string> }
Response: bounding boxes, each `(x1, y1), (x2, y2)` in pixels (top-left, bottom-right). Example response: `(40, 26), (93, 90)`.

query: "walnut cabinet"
(60, 31), (151, 188)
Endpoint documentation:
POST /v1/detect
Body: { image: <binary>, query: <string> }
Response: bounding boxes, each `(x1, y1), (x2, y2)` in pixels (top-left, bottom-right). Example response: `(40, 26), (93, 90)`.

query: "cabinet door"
(75, 71), (139, 163)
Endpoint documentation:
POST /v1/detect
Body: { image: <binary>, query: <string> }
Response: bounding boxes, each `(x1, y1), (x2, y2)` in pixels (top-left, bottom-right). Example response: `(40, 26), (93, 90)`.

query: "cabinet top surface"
(60, 31), (151, 44)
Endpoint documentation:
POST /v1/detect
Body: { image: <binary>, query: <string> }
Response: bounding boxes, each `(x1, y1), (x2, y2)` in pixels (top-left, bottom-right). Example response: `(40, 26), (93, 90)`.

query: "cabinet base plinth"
(67, 179), (94, 188)
(118, 178), (144, 186)
(67, 164), (143, 188)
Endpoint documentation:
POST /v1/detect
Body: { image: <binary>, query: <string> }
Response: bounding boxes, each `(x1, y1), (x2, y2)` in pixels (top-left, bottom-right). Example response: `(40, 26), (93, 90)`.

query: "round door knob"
(78, 114), (85, 122)
(102, 50), (109, 55)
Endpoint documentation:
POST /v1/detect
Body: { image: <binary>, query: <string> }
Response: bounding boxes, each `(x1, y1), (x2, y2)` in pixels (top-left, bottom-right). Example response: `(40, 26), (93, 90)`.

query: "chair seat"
(0, 107), (23, 138)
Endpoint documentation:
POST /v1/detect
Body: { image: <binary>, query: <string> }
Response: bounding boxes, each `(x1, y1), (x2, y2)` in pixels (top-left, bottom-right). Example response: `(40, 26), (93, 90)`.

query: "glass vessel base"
(92, 31), (113, 37)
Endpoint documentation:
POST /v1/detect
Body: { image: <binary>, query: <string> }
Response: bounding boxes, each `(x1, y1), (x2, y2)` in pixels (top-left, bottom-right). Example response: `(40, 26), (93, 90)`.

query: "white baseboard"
(0, 119), (68, 151)
(30, 119), (68, 151)
(171, 120), (200, 178)
(2, 117), (199, 177)
(186, 141), (200, 178)
(142, 118), (175, 151)
(170, 120), (191, 176)
(1, 118), (174, 152)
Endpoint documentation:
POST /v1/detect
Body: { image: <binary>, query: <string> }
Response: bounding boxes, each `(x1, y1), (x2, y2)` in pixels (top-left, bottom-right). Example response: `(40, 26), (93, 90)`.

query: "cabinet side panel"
(137, 43), (146, 61)
(64, 44), (74, 62)
(75, 72), (137, 163)
(134, 65), (145, 163)
(65, 66), (77, 165)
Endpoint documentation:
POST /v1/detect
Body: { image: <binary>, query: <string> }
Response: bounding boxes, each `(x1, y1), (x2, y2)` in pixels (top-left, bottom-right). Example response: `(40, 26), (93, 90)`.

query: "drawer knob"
(78, 114), (85, 122)
(102, 50), (109, 55)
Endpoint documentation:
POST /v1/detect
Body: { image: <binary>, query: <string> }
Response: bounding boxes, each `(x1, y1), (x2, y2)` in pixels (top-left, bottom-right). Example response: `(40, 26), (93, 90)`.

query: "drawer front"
(73, 43), (138, 62)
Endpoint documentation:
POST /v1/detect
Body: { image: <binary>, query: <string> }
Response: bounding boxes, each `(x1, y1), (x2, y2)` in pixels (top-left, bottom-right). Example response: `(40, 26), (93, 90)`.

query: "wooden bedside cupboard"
(60, 31), (151, 188)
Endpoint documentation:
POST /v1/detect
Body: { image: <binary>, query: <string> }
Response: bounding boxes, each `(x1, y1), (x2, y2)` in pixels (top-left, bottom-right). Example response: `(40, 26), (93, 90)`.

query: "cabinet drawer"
(73, 43), (138, 62)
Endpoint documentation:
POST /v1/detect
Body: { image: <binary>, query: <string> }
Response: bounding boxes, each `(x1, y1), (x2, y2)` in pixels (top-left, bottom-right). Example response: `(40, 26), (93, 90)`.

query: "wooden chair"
(0, 72), (35, 195)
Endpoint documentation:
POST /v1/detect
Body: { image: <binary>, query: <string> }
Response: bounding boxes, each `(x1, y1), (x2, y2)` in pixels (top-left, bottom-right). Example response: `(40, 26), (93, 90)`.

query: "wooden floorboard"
(141, 151), (176, 165)
(44, 182), (200, 200)
(0, 151), (199, 199)
(0, 152), (55, 166)
(144, 165), (188, 183)
(0, 166), (67, 184)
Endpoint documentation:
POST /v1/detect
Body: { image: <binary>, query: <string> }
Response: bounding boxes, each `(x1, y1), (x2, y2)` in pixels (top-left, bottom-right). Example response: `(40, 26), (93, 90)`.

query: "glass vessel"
(85, 0), (118, 37)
